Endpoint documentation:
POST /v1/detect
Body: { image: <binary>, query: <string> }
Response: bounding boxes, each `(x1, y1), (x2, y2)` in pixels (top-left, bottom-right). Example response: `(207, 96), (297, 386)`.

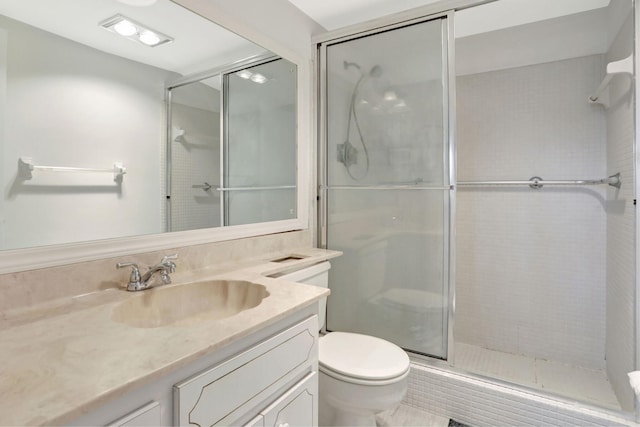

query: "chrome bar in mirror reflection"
(216, 186), (296, 191)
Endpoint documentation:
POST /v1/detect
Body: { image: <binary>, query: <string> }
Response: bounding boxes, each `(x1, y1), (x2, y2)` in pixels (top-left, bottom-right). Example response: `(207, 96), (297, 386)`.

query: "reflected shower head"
(369, 65), (382, 77)
(344, 60), (361, 72)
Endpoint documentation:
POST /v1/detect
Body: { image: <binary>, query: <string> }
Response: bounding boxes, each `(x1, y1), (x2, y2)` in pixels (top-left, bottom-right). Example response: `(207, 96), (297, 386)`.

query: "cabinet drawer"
(261, 372), (317, 427)
(107, 401), (161, 427)
(174, 316), (318, 426)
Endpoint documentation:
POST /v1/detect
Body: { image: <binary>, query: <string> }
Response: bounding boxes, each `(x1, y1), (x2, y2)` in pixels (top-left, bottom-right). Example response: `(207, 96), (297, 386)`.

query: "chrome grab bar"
(457, 173), (621, 189)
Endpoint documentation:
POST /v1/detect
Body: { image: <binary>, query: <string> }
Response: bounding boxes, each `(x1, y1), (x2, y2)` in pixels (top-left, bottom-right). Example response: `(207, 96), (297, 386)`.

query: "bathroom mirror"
(0, 0), (303, 271)
(167, 56), (297, 232)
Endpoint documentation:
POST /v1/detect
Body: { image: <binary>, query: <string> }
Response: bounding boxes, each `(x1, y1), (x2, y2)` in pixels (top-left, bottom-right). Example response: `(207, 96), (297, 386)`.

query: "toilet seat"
(319, 332), (410, 385)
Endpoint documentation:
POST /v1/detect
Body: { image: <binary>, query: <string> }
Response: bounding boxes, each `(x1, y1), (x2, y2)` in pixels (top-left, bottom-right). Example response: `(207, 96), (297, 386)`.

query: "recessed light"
(113, 20), (137, 36)
(235, 70), (252, 79)
(138, 30), (161, 46)
(100, 14), (172, 47)
(250, 73), (267, 84)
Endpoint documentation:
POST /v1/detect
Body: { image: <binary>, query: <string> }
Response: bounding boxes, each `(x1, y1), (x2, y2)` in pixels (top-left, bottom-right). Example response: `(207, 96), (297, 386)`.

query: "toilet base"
(318, 370), (407, 427)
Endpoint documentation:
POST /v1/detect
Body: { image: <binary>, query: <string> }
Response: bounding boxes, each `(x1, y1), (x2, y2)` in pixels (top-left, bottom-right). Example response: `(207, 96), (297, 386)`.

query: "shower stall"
(317, 0), (638, 422)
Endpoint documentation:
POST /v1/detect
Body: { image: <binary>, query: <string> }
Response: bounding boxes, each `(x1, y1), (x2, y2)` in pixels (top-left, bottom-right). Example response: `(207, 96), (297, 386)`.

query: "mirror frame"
(0, 0), (310, 274)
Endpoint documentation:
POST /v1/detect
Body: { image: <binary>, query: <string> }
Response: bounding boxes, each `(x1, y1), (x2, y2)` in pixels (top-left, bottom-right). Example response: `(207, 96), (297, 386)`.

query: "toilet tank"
(277, 261), (330, 329)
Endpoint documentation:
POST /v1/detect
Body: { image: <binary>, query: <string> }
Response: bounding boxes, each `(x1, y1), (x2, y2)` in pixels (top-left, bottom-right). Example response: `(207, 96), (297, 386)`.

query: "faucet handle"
(116, 262), (141, 283)
(160, 254), (178, 273)
(161, 253), (178, 263)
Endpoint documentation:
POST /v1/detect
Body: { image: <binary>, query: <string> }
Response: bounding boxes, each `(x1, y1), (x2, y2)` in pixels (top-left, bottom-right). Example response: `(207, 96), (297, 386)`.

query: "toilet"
(278, 262), (410, 426)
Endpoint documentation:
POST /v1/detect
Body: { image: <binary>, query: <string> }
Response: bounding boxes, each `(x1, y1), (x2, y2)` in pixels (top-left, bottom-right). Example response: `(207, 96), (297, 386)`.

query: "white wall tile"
(455, 55), (608, 368)
(405, 364), (636, 426)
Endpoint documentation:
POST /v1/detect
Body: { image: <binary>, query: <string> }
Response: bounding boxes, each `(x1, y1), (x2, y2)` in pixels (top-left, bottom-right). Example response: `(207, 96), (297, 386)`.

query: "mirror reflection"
(167, 57), (297, 231)
(0, 0), (297, 251)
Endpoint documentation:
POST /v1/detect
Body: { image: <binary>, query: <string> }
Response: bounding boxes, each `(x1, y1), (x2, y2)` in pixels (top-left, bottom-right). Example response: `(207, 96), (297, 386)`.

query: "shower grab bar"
(457, 173), (621, 189)
(18, 157), (126, 182)
(320, 185), (453, 190)
(216, 185), (296, 191)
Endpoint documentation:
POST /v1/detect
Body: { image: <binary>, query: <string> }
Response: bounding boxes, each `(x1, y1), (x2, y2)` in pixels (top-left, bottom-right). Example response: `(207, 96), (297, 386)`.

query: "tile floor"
(377, 404), (450, 427)
(453, 342), (621, 410)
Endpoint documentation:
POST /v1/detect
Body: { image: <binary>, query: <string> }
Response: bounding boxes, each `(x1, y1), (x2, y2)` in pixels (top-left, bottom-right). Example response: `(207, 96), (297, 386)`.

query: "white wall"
(605, 7), (636, 412)
(1, 16), (176, 250)
(455, 54), (608, 368)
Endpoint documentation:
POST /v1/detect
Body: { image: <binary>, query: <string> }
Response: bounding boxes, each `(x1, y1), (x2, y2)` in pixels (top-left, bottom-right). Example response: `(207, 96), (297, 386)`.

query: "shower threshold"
(453, 342), (621, 411)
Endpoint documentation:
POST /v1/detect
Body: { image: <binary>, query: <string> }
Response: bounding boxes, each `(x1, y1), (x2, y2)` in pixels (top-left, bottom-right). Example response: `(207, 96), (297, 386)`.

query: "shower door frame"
(164, 53), (278, 232)
(316, 9), (459, 363)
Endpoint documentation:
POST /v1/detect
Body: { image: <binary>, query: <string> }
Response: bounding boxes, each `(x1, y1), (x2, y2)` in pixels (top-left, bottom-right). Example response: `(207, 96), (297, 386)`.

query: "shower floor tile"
(454, 342), (621, 410)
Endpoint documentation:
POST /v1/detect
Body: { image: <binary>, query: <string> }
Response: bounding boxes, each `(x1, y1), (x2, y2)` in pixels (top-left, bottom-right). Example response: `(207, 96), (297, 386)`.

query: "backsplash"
(0, 230), (311, 313)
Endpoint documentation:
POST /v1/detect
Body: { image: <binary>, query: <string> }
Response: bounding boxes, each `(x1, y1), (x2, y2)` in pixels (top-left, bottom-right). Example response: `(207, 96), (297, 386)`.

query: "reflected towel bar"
(18, 157), (126, 182)
(458, 173), (621, 189)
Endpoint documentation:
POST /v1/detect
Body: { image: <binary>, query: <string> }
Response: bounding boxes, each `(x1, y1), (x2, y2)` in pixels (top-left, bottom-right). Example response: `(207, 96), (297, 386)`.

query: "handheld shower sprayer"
(338, 61), (383, 180)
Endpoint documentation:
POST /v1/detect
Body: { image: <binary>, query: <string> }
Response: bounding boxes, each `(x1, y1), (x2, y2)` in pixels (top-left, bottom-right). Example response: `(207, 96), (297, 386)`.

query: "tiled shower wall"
(455, 55), (608, 368)
(605, 13), (636, 411)
(170, 100), (221, 232)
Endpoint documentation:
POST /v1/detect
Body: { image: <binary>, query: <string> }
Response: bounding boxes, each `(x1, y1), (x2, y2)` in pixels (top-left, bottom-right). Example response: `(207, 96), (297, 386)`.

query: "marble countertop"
(0, 247), (340, 426)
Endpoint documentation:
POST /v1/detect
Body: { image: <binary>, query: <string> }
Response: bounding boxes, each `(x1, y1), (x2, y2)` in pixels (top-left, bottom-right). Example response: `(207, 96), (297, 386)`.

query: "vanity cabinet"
(69, 309), (319, 427)
(174, 316), (318, 426)
(107, 402), (162, 427)
(259, 372), (316, 427)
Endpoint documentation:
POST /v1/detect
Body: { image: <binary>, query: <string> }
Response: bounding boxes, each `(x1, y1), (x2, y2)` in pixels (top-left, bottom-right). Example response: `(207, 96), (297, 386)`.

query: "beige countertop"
(0, 247), (340, 426)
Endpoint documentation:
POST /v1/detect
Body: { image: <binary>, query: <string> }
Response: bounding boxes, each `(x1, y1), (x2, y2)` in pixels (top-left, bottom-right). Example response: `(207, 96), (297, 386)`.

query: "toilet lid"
(319, 332), (410, 381)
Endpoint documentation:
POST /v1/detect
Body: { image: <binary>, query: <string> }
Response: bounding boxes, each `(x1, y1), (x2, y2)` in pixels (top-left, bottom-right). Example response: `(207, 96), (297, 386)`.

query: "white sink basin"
(111, 280), (269, 328)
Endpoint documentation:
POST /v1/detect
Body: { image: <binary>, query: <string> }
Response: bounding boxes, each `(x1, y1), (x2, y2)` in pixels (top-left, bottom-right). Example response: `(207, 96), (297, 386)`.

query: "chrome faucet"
(116, 254), (178, 291)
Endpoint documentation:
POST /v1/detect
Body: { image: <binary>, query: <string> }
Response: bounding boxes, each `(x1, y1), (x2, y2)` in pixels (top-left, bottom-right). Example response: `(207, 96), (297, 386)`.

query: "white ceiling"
(287, 0), (442, 31)
(287, 0), (611, 35)
(0, 0), (267, 77)
(0, 0), (616, 78)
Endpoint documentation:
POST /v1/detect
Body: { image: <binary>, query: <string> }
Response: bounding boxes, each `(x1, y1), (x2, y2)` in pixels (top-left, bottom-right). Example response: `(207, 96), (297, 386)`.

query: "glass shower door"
(223, 58), (297, 226)
(321, 15), (452, 358)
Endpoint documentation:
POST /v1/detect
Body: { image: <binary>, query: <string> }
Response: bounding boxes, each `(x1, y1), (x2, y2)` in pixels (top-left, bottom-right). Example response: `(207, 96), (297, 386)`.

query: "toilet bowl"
(278, 262), (410, 427)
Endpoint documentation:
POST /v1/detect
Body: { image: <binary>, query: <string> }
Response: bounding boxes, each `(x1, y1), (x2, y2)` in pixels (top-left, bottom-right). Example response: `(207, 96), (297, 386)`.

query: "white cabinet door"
(244, 414), (265, 427)
(107, 401), (161, 427)
(262, 372), (317, 427)
(174, 316), (317, 426)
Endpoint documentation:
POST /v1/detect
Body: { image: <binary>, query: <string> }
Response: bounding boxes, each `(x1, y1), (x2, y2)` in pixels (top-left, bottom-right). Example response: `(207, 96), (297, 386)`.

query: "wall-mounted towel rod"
(458, 173), (621, 190)
(589, 54), (633, 107)
(18, 157), (126, 182)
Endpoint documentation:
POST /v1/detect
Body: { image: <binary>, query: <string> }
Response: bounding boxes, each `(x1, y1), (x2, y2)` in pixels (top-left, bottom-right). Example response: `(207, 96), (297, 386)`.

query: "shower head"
(344, 61), (383, 78)
(343, 60), (361, 72)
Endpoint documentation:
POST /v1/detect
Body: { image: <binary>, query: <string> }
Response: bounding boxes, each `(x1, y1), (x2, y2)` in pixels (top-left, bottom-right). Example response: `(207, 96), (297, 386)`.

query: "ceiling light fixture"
(100, 14), (172, 47)
(250, 73), (268, 84)
(235, 70), (252, 79)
